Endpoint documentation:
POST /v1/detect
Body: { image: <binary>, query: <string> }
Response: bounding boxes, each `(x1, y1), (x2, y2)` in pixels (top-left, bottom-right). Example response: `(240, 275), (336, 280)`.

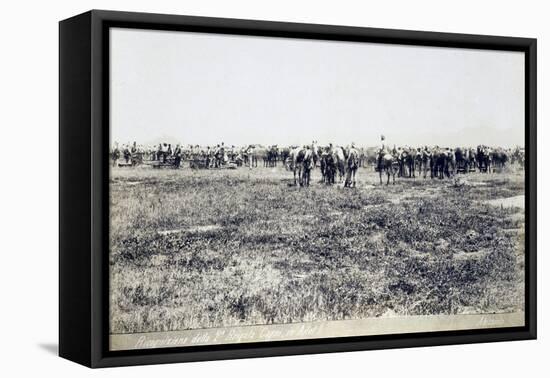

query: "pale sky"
(110, 27), (525, 148)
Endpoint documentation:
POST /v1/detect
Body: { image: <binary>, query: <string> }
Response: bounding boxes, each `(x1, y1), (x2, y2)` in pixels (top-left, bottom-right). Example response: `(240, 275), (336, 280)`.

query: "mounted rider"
(377, 135), (389, 171)
(379, 135), (389, 154)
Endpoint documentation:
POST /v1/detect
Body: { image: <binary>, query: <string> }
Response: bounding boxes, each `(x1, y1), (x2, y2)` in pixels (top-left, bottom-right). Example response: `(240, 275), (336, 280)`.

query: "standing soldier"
(380, 135), (389, 154)
(205, 146), (211, 169)
(157, 143), (162, 161)
(214, 144), (220, 168)
(220, 142), (227, 165)
(130, 141), (138, 166)
(123, 144), (131, 164)
(173, 144), (182, 168)
(246, 145), (254, 169)
(111, 142), (120, 167)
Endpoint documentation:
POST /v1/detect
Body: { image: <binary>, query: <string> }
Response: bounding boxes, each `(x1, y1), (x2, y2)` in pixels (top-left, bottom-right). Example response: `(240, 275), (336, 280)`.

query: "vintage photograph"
(108, 27), (526, 350)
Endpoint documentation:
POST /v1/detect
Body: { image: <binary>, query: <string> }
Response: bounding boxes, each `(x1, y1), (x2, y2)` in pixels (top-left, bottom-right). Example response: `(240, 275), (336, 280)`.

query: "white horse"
(333, 146), (346, 183)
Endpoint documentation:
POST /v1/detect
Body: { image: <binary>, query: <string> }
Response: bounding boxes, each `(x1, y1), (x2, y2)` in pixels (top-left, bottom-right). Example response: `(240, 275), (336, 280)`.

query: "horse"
(280, 147), (291, 170)
(511, 147), (525, 168)
(311, 141), (320, 168)
(110, 147), (120, 167)
(476, 145), (492, 173)
(431, 148), (454, 179)
(378, 151), (399, 185)
(454, 147), (468, 173)
(291, 146), (314, 186)
(157, 143), (170, 163)
(414, 148), (423, 175)
(123, 147), (131, 164)
(332, 146), (346, 183)
(419, 148), (432, 178)
(245, 145), (267, 168)
(266, 146), (279, 167)
(344, 147), (359, 187)
(214, 146), (226, 168)
(431, 148), (446, 179)
(320, 148), (336, 184)
(447, 148), (457, 176)
(491, 149), (509, 172)
(467, 148), (477, 172)
(399, 148), (415, 178)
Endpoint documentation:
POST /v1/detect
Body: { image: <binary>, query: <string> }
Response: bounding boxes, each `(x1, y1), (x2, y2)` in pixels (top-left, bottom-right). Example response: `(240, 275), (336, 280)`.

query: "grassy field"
(109, 164), (525, 334)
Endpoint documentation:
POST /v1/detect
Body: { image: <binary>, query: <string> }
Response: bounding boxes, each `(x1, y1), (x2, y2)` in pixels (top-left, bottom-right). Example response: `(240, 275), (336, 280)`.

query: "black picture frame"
(59, 9), (537, 368)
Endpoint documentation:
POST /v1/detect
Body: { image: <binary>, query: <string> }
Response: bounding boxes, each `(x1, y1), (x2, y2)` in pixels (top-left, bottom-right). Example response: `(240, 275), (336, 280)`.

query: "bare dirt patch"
(158, 224), (223, 235)
(484, 195), (525, 209)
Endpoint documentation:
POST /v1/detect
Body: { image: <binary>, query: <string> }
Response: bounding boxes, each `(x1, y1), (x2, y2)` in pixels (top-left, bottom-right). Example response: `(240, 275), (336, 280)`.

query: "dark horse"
(491, 149), (508, 172)
(320, 148), (336, 185)
(476, 145), (492, 173)
(266, 145), (279, 167)
(431, 148), (455, 179)
(454, 147), (469, 173)
(414, 148), (423, 176)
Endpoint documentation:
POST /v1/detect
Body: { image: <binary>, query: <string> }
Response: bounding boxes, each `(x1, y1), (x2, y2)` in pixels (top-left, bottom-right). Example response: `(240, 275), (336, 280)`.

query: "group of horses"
(111, 142), (524, 187)
(378, 145), (521, 184)
(288, 144), (523, 187)
(288, 142), (360, 188)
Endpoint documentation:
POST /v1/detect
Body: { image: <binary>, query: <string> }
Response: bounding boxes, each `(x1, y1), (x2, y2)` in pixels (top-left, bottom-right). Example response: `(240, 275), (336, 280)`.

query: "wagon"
(152, 155), (182, 169)
(130, 152), (144, 166)
(117, 152), (144, 167)
(189, 156), (209, 169)
(117, 161), (133, 168)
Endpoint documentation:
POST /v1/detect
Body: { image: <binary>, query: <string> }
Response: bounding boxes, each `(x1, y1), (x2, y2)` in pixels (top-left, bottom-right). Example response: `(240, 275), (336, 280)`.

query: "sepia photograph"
(107, 27), (526, 351)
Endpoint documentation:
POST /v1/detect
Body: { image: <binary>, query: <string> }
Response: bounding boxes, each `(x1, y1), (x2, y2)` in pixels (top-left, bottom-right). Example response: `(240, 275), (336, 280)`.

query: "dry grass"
(109, 165), (525, 334)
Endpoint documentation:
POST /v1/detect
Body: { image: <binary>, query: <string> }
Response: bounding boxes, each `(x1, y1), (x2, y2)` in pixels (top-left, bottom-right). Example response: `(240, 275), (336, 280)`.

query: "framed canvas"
(59, 10), (537, 368)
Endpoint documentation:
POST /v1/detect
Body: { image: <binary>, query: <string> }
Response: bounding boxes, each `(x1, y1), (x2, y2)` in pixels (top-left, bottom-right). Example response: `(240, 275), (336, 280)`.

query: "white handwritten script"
(109, 312), (524, 351)
(134, 323), (323, 349)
